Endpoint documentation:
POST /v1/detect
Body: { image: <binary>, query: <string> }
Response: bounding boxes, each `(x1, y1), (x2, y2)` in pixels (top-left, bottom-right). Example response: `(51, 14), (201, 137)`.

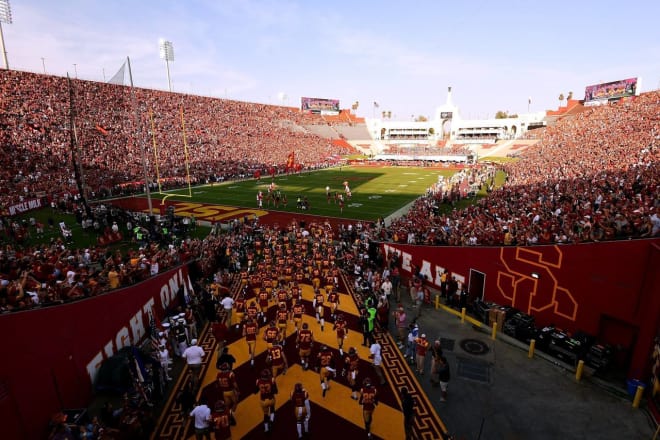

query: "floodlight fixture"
(0, 0), (12, 24)
(159, 38), (174, 92)
(0, 0), (12, 70)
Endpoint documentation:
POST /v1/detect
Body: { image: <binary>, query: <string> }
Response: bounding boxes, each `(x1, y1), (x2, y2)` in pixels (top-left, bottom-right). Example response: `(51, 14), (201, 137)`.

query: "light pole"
(159, 39), (174, 92)
(73, 63), (77, 78)
(41, 57), (45, 73)
(0, 0), (12, 70)
(277, 92), (288, 106)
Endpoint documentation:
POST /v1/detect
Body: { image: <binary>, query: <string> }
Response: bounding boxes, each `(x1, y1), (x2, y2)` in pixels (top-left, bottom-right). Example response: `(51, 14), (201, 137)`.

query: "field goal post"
(150, 105), (193, 215)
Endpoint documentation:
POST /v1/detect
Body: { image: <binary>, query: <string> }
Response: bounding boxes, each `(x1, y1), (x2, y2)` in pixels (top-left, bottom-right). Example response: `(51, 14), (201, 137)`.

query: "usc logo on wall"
(497, 246), (577, 322)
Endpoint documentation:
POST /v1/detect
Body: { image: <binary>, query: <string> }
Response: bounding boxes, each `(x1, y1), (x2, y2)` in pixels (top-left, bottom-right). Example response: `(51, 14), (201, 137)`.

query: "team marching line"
(191, 275), (400, 440)
(152, 220), (445, 439)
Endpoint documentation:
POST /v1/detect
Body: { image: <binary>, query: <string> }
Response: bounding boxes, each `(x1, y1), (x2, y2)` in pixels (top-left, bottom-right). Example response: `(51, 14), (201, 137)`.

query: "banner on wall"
(380, 239), (660, 389)
(7, 197), (43, 216)
(82, 265), (193, 383)
(380, 240), (658, 336)
(0, 265), (193, 440)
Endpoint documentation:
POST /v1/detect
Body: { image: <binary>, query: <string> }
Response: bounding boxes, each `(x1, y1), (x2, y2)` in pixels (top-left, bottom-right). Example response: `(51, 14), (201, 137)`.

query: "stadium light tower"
(0, 0), (13, 70)
(159, 39), (174, 92)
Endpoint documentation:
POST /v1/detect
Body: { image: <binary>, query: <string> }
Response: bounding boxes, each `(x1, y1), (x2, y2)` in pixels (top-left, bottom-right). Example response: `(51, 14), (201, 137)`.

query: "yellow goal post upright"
(150, 105), (193, 213)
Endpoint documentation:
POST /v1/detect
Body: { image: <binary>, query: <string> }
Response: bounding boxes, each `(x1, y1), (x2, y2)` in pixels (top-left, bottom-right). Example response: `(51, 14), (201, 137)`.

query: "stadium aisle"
(151, 274), (447, 439)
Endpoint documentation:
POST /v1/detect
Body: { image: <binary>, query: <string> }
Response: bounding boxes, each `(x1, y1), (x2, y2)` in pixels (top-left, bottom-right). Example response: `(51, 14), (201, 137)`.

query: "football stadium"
(1, 2), (659, 440)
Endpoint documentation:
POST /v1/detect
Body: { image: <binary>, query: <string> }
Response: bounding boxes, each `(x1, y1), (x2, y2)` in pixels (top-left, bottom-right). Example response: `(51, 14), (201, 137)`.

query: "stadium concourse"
(149, 224), (447, 440)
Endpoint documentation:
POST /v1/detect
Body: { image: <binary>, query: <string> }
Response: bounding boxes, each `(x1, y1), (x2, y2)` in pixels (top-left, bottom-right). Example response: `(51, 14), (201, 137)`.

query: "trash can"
(627, 379), (645, 397)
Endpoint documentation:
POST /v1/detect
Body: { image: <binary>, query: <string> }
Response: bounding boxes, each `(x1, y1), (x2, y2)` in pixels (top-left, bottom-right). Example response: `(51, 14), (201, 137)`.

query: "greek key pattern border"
(340, 271), (449, 439)
(151, 275), (241, 439)
(153, 272), (448, 439)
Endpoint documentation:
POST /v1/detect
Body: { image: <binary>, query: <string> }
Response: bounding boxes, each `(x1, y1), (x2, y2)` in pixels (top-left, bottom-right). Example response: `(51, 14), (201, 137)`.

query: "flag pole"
(128, 56), (154, 215)
(66, 74), (92, 218)
(0, 21), (8, 70)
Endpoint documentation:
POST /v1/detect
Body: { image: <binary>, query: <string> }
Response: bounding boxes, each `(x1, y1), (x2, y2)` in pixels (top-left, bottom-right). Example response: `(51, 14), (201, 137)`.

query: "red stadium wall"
(0, 265), (191, 440)
(382, 239), (660, 379)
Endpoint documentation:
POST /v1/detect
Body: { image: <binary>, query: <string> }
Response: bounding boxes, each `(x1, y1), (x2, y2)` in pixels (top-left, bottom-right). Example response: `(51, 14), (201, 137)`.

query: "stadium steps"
(334, 124), (371, 141)
(303, 124), (341, 139)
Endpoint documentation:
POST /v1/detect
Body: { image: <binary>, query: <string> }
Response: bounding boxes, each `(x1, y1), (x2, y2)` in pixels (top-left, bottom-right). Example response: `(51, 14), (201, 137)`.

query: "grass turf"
(8, 164), (506, 248)
(150, 166), (452, 222)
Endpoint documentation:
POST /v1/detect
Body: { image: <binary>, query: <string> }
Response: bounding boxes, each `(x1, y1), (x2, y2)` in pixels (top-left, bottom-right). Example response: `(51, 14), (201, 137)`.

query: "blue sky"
(4, 0), (659, 120)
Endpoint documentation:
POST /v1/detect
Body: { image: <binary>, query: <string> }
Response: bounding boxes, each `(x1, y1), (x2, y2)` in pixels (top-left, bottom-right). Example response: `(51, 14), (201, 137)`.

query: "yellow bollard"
(575, 360), (585, 381)
(435, 295), (440, 310)
(461, 307), (466, 323)
(528, 339), (536, 359)
(491, 322), (497, 340)
(632, 384), (645, 408)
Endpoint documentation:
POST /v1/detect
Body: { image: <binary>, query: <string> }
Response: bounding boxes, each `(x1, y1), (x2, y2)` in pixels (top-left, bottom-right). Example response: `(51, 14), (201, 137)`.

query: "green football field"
(152, 166), (454, 221)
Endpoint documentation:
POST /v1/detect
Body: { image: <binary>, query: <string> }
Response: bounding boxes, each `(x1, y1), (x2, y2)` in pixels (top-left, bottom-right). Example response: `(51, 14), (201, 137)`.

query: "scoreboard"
(301, 97), (340, 115)
(584, 77), (639, 106)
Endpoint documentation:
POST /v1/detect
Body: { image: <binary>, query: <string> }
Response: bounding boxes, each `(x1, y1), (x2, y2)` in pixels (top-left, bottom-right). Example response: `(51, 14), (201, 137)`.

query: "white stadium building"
(357, 87), (549, 161)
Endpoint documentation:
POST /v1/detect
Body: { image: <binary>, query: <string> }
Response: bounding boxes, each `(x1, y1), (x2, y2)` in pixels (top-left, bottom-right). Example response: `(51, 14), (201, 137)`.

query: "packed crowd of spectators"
(2, 74), (656, 438)
(0, 68), (352, 316)
(0, 70), (352, 208)
(2, 70), (659, 317)
(387, 92), (660, 245)
(39, 214), (393, 439)
(0, 203), (208, 312)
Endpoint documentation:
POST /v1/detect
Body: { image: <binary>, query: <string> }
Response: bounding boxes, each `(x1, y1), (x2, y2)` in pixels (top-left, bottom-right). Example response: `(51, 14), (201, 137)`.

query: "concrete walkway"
(390, 288), (655, 440)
